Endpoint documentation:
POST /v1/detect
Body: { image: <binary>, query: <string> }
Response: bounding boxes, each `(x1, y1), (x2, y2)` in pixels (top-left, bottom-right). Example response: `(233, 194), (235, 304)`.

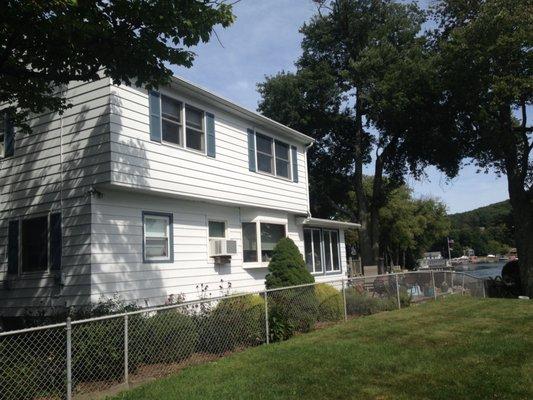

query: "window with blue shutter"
(7, 220), (19, 275)
(148, 90), (162, 142)
(247, 128), (256, 172)
(206, 112), (216, 158)
(291, 145), (299, 183)
(1, 112), (15, 158)
(50, 213), (62, 271)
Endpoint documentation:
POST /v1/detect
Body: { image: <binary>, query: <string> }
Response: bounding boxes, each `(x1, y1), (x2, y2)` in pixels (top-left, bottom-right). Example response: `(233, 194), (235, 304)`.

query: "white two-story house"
(0, 76), (359, 316)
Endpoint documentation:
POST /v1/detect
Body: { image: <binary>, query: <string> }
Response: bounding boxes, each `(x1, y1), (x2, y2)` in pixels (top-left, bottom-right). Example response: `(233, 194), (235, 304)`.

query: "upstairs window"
(161, 95), (182, 145)
(275, 140), (290, 179)
(256, 133), (273, 174)
(255, 132), (291, 179)
(143, 212), (173, 262)
(185, 106), (205, 152)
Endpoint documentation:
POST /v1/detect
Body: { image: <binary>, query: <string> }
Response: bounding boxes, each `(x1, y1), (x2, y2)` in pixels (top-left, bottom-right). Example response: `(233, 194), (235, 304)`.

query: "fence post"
(66, 317), (72, 400)
(124, 313), (129, 387)
(342, 279), (348, 321)
(462, 273), (465, 295)
(264, 291), (269, 344)
(482, 280), (486, 298)
(395, 274), (401, 310)
(431, 270), (437, 300)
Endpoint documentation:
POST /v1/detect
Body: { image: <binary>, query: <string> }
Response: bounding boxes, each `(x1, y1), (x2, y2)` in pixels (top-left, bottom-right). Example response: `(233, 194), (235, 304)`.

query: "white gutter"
(170, 76), (314, 145)
(296, 217), (361, 229)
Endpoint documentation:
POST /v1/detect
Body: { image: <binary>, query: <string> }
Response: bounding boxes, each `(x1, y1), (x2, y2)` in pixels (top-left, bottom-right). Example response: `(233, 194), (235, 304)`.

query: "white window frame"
(208, 220), (227, 240)
(254, 132), (292, 180)
(303, 228), (342, 275)
(242, 220), (287, 267)
(157, 94), (207, 155)
(161, 95), (184, 147)
(143, 212), (173, 263)
(185, 104), (206, 153)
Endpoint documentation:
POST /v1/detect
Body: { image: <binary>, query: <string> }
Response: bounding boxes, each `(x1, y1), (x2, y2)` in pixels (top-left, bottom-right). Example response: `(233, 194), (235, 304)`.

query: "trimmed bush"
(196, 294), (265, 354)
(142, 310), (198, 364)
(265, 237), (314, 289)
(315, 283), (344, 322)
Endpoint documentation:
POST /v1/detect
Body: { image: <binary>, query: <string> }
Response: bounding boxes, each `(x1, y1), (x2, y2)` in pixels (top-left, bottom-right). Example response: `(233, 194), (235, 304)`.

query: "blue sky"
(171, 0), (509, 214)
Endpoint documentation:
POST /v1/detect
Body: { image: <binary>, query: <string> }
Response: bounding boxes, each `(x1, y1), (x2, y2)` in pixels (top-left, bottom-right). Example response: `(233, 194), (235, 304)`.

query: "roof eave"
(296, 217), (361, 230)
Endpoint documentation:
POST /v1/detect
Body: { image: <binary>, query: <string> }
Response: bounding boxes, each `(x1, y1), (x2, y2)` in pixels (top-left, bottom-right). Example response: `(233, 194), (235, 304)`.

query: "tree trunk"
(353, 91), (375, 267)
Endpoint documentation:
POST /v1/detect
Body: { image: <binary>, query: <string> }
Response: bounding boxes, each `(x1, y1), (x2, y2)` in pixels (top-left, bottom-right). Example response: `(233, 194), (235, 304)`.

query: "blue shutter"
(4, 114), (15, 157)
(7, 220), (18, 275)
(247, 129), (256, 172)
(148, 90), (161, 142)
(50, 213), (62, 271)
(206, 112), (216, 158)
(291, 145), (299, 183)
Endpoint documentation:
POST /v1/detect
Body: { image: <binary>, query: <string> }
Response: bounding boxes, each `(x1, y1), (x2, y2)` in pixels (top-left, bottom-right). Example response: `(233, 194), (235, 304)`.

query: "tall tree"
(259, 0), (448, 268)
(431, 0), (532, 295)
(0, 0), (234, 128)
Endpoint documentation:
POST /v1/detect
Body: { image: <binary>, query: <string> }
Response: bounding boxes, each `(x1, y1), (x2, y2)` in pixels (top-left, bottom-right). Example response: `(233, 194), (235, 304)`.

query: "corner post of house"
(124, 313), (129, 387)
(431, 270), (437, 300)
(342, 278), (348, 321)
(264, 291), (269, 344)
(395, 274), (401, 310)
(66, 317), (72, 400)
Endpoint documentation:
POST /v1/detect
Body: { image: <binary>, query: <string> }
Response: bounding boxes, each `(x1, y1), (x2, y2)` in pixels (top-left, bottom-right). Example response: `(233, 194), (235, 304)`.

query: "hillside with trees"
(447, 201), (514, 257)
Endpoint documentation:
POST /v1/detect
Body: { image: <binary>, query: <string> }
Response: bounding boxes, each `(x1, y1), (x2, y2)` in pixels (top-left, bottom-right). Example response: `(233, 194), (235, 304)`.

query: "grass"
(109, 296), (533, 400)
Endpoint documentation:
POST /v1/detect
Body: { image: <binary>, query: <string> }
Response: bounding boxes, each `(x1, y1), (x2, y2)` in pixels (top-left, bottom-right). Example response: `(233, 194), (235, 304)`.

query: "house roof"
(170, 76), (315, 145)
(296, 217), (361, 230)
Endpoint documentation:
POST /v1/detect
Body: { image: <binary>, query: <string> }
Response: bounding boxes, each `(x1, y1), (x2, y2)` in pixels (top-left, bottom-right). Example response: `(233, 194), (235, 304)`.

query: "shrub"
(142, 310), (198, 364)
(268, 286), (318, 342)
(315, 283), (343, 322)
(196, 294), (265, 354)
(265, 237), (315, 289)
(72, 317), (127, 382)
(345, 288), (389, 316)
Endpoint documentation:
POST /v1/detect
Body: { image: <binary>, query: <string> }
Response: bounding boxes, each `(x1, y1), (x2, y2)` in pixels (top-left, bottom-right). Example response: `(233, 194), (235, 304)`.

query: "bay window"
(242, 221), (286, 264)
(143, 212), (173, 262)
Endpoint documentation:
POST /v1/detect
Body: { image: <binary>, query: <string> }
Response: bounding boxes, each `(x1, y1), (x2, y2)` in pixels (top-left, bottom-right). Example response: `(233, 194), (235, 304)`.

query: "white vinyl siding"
(108, 84), (309, 214)
(0, 78), (111, 315)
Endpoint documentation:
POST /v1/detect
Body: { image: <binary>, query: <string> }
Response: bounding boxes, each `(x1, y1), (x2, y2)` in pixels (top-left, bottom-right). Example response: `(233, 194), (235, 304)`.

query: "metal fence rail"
(0, 271), (486, 400)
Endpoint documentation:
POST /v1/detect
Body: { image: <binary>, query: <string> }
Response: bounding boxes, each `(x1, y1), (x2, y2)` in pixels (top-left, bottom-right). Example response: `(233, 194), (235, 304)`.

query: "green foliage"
(1, 0), (235, 129)
(447, 201), (514, 256)
(196, 294), (265, 354)
(265, 238), (315, 289)
(344, 288), (394, 315)
(268, 287), (318, 342)
(142, 311), (198, 364)
(315, 283), (344, 322)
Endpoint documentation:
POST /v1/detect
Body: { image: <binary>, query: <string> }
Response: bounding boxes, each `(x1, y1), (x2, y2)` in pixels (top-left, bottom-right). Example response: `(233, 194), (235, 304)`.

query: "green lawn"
(110, 296), (533, 400)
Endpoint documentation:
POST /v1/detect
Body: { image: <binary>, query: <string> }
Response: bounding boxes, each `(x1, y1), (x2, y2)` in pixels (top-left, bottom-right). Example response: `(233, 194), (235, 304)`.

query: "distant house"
(0, 76), (359, 316)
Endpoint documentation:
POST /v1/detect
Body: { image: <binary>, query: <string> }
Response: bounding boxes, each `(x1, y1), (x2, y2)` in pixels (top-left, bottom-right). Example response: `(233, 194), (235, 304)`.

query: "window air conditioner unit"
(209, 239), (237, 262)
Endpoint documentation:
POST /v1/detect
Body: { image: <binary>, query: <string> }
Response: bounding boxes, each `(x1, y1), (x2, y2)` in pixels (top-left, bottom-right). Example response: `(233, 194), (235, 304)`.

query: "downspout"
(304, 141), (314, 219)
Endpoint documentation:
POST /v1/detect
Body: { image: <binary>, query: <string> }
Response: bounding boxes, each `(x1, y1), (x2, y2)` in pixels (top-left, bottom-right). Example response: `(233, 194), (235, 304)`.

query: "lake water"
(458, 262), (505, 279)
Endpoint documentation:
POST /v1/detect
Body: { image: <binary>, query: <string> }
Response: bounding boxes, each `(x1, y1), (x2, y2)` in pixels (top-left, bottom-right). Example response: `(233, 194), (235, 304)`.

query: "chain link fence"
(0, 271), (486, 400)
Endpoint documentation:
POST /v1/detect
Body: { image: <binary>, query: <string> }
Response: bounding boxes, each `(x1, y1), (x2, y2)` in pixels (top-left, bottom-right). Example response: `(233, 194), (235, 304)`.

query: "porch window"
(161, 95), (183, 145)
(21, 216), (48, 273)
(143, 212), (173, 262)
(303, 228), (341, 274)
(185, 106), (205, 152)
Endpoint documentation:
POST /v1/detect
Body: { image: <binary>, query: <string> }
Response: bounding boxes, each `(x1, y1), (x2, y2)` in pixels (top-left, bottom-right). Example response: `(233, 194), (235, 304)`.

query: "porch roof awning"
(296, 217), (361, 230)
